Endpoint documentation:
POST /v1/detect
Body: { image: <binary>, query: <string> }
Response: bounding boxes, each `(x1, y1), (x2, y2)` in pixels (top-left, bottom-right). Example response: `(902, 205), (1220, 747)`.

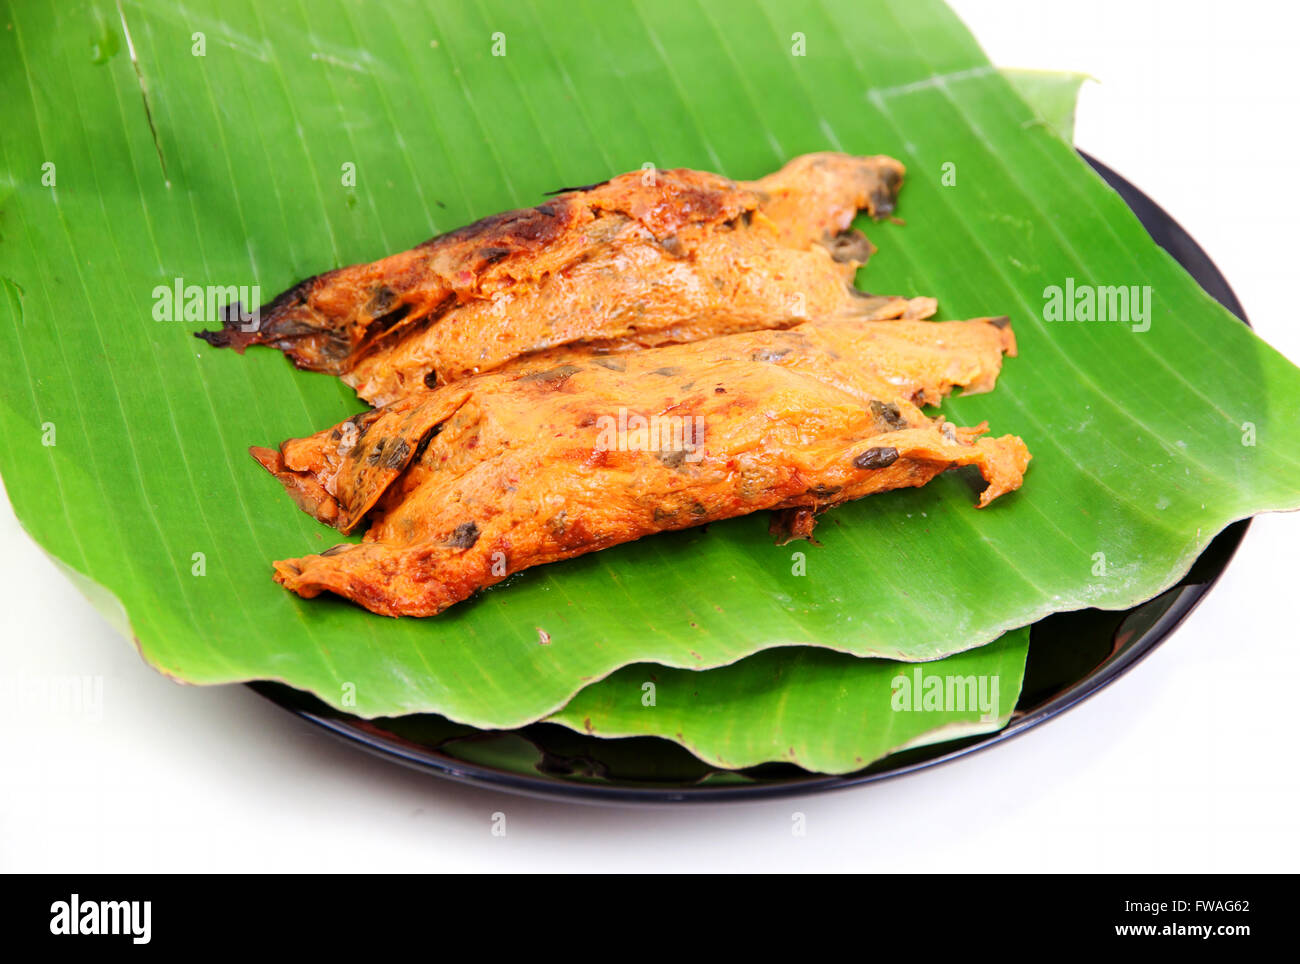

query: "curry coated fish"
(200, 153), (935, 405)
(252, 316), (1028, 616)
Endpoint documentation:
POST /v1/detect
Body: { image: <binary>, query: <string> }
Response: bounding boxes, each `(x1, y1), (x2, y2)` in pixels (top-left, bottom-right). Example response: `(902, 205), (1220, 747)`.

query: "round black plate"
(250, 153), (1251, 803)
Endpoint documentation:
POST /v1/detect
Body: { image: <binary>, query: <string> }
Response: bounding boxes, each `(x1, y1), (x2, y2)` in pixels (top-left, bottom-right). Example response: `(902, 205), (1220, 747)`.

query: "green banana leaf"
(3, 0), (1298, 733)
(535, 67), (1083, 773)
(549, 628), (1027, 774)
(1000, 68), (1091, 142)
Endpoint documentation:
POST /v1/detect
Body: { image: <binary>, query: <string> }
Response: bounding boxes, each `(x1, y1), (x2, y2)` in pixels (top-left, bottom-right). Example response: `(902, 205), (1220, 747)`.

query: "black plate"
(250, 153), (1251, 803)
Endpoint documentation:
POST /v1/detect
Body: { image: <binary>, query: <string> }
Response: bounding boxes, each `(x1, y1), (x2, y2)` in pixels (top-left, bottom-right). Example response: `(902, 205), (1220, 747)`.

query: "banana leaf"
(548, 628), (1027, 774)
(2, 0), (1298, 733)
(537, 66), (1087, 772)
(1000, 68), (1090, 142)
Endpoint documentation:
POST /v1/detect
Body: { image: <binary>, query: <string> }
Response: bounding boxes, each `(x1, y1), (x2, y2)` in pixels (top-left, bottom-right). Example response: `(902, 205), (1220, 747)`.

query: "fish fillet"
(200, 153), (934, 405)
(253, 317), (1028, 617)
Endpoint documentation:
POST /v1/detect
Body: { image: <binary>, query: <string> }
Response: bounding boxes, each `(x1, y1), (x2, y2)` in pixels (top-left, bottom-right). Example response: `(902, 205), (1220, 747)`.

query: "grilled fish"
(253, 317), (1028, 617)
(200, 153), (932, 405)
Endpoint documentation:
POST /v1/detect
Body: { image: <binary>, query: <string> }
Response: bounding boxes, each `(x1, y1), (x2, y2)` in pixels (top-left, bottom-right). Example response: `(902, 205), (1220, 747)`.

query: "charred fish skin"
(197, 153), (908, 396)
(339, 232), (938, 407)
(257, 317), (1027, 617)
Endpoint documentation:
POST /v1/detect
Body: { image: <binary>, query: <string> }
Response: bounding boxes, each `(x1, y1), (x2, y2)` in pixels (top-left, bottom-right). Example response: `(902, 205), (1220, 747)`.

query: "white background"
(2, 0), (1297, 872)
